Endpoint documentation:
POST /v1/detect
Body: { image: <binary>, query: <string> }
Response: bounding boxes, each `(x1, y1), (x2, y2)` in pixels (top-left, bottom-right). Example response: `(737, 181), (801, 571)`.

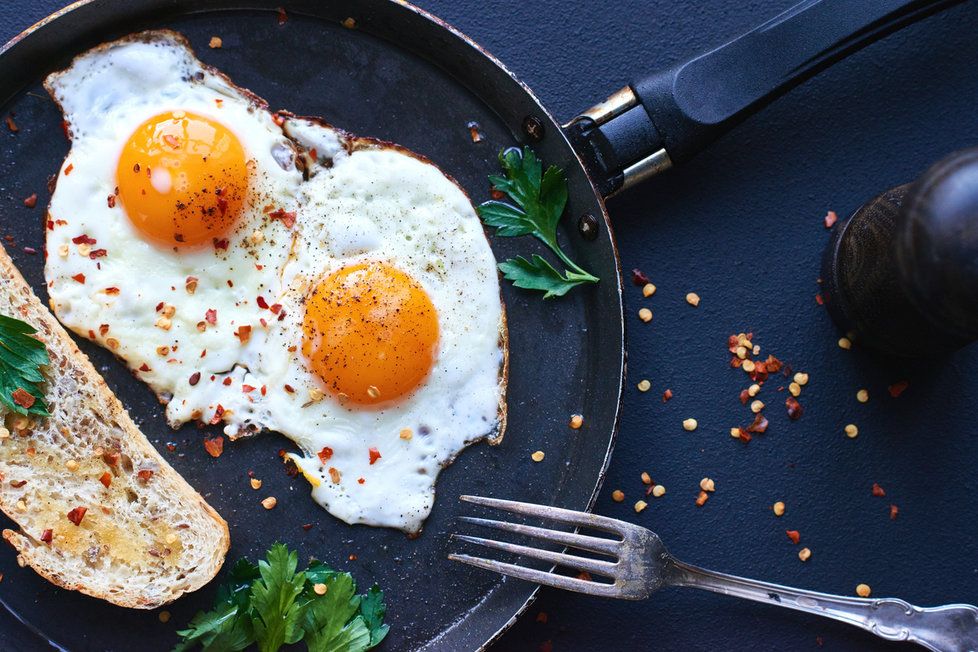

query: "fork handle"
(666, 558), (978, 651)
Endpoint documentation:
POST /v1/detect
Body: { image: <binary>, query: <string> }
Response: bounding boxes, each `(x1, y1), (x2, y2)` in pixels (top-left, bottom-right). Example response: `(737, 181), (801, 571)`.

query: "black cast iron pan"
(0, 0), (962, 650)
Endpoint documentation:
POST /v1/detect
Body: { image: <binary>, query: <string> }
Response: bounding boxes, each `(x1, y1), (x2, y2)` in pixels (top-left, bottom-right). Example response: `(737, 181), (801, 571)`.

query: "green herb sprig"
(174, 543), (388, 652)
(0, 314), (50, 417)
(477, 147), (599, 299)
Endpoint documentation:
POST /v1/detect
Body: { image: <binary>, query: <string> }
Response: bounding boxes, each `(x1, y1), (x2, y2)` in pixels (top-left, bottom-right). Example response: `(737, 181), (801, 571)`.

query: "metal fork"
(450, 496), (978, 652)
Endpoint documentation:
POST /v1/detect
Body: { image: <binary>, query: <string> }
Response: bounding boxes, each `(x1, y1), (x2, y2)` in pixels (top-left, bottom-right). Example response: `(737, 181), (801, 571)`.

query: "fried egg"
(43, 32), (507, 533)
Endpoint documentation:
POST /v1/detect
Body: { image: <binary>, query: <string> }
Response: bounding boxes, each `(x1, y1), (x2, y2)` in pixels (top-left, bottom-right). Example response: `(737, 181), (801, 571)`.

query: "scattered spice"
(794, 372), (809, 386)
(856, 584), (871, 598)
(159, 611), (171, 624)
(838, 337), (852, 350)
(786, 530), (800, 544)
(890, 504), (899, 520)
(569, 414), (583, 429)
(773, 501), (785, 517)
(399, 428), (413, 440)
(642, 283), (656, 297)
(341, 17), (357, 29)
(276, 6), (288, 24)
(209, 36), (223, 48)
(651, 484), (666, 498)
(747, 413), (769, 434)
(611, 489), (624, 502)
(66, 506), (87, 526)
(856, 389), (869, 403)
(313, 582), (328, 596)
(785, 397), (803, 420)
(662, 388), (673, 402)
(888, 380), (909, 398)
(531, 450), (545, 462)
(824, 211), (838, 228)
(699, 477), (715, 492)
(633, 500), (647, 513)
(871, 483), (886, 497)
(695, 490), (709, 507)
(798, 547), (812, 562)
(5, 114), (18, 132)
(845, 424), (859, 438)
(204, 436), (224, 458)
(637, 379), (651, 392)
(640, 472), (652, 485)
(261, 496), (277, 510)
(750, 400), (764, 414)
(250, 478), (262, 490)
(466, 121), (483, 143)
(638, 307), (652, 323)
(23, 193), (37, 208)
(368, 448), (382, 465)
(685, 292), (700, 307)
(99, 472), (111, 488)
(631, 268), (650, 286)
(40, 529), (53, 544)
(682, 418), (698, 432)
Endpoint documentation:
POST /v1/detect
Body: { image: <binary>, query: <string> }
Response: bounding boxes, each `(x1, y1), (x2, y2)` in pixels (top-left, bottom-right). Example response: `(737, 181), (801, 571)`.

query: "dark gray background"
(2, 1), (978, 650)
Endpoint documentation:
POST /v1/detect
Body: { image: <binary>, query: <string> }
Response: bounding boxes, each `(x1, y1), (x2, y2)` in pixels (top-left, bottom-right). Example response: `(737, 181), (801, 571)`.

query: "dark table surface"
(3, 1), (978, 651)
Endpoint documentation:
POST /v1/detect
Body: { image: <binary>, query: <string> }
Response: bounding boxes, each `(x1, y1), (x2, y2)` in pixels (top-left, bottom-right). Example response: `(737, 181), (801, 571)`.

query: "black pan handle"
(565, 0), (964, 197)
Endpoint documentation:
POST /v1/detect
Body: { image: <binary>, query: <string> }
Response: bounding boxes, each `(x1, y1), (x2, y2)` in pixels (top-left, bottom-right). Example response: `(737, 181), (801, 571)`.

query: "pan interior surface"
(0, 2), (623, 651)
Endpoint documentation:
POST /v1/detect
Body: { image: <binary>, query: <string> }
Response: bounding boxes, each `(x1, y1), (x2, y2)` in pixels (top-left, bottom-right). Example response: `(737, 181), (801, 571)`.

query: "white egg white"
(43, 32), (507, 534)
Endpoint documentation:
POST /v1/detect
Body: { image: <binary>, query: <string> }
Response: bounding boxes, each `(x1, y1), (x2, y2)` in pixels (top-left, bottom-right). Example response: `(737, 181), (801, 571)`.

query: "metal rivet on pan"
(578, 213), (599, 240)
(522, 116), (545, 142)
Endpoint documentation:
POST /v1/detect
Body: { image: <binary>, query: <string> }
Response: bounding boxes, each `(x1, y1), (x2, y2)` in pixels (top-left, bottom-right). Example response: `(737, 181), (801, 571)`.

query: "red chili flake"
(284, 384), (295, 394)
(302, 523), (313, 531)
(72, 235), (96, 245)
(746, 413), (769, 434)
(268, 208), (296, 229)
(47, 220), (54, 231)
(138, 363), (150, 372)
(107, 194), (116, 208)
(890, 504), (899, 520)
(785, 530), (800, 544)
(276, 6), (288, 25)
(489, 188), (505, 200)
(368, 447), (382, 465)
(137, 469), (154, 482)
(11, 388), (35, 409)
(213, 238), (229, 250)
(662, 388), (673, 402)
(272, 113), (286, 127)
(764, 355), (782, 374)
(536, 612), (548, 624)
(236, 325), (252, 343)
(211, 404), (226, 425)
(257, 296), (269, 309)
(216, 195), (228, 217)
(87, 329), (96, 340)
(89, 249), (107, 259)
(5, 115), (18, 132)
(888, 380), (909, 398)
(815, 293), (824, 306)
(104, 287), (119, 295)
(23, 247), (36, 255)
(22, 193), (37, 208)
(103, 451), (120, 467)
(630, 268), (651, 286)
(348, 554), (357, 561)
(785, 397), (803, 420)
(204, 436), (225, 458)
(261, 385), (267, 396)
(40, 529), (53, 544)
(317, 447), (334, 463)
(188, 372), (201, 386)
(730, 357), (743, 369)
(71, 273), (86, 283)
(166, 442), (176, 452)
(269, 303), (282, 314)
(64, 163), (73, 175)
(358, 477), (365, 484)
(824, 211), (838, 228)
(739, 389), (750, 405)
(99, 472), (111, 488)
(205, 309), (217, 325)
(162, 134), (180, 149)
(60, 120), (70, 139)
(242, 384), (256, 393)
(872, 483), (886, 497)
(66, 507), (87, 526)
(9, 480), (26, 488)
(97, 324), (109, 336)
(222, 377), (232, 386)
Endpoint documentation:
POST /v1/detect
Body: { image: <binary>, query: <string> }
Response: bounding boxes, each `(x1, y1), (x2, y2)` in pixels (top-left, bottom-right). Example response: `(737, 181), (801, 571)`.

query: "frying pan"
(0, 0), (961, 650)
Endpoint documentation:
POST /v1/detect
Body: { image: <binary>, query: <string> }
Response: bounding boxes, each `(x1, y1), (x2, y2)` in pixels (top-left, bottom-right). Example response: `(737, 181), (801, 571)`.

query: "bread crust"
(0, 245), (229, 608)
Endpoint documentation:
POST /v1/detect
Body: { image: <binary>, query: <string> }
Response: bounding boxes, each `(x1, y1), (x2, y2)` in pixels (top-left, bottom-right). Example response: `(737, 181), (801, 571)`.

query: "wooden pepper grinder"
(821, 148), (978, 356)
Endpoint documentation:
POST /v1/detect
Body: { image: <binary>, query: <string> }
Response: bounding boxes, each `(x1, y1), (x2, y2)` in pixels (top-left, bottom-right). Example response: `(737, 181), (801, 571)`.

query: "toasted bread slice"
(0, 246), (229, 608)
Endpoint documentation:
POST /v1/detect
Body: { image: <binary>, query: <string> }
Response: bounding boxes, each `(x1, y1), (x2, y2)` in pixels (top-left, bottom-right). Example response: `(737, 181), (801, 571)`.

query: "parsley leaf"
(477, 147), (598, 299)
(249, 543), (307, 652)
(173, 545), (389, 652)
(0, 314), (50, 417)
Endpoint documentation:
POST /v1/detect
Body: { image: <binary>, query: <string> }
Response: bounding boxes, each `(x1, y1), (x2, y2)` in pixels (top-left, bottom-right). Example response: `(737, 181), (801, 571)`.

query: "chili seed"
(798, 547), (812, 562)
(531, 450), (545, 462)
(685, 292), (700, 306)
(856, 583), (871, 597)
(208, 36), (222, 49)
(682, 418), (697, 431)
(250, 478), (262, 490)
(611, 489), (624, 502)
(159, 611), (171, 623)
(856, 389), (869, 403)
(750, 400), (764, 414)
(773, 501), (785, 516)
(845, 424), (859, 438)
(261, 496), (277, 510)
(642, 283), (656, 297)
(637, 379), (651, 392)
(641, 472), (652, 485)
(838, 337), (852, 350)
(638, 308), (652, 322)
(400, 428), (413, 440)
(793, 372), (809, 386)
(788, 382), (801, 397)
(700, 478), (715, 492)
(314, 583), (328, 595)
(652, 485), (666, 498)
(742, 359), (756, 373)
(748, 383), (760, 397)
(569, 414), (584, 429)
(65, 460), (79, 472)
(634, 500), (648, 513)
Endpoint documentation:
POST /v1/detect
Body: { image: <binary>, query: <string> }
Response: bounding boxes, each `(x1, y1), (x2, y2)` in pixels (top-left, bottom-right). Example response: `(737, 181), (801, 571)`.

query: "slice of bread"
(0, 245), (229, 608)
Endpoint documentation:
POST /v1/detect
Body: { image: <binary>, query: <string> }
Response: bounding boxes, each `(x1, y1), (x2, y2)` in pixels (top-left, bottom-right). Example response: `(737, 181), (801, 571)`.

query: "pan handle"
(565, 0), (963, 197)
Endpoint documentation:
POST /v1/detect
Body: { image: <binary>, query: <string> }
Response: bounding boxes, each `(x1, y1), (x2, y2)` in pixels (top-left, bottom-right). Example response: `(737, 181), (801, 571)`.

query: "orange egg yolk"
(116, 111), (248, 247)
(302, 263), (440, 406)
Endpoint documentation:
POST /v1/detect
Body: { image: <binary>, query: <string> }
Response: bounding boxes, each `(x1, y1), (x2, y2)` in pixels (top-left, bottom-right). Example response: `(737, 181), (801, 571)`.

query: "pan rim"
(0, 2), (625, 650)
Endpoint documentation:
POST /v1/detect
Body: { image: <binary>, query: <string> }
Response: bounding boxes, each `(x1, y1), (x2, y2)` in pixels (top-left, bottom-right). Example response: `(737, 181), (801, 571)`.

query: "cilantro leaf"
(301, 573), (370, 652)
(0, 314), (50, 416)
(498, 255), (597, 299)
(477, 147), (597, 299)
(358, 586), (389, 648)
(249, 543), (307, 652)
